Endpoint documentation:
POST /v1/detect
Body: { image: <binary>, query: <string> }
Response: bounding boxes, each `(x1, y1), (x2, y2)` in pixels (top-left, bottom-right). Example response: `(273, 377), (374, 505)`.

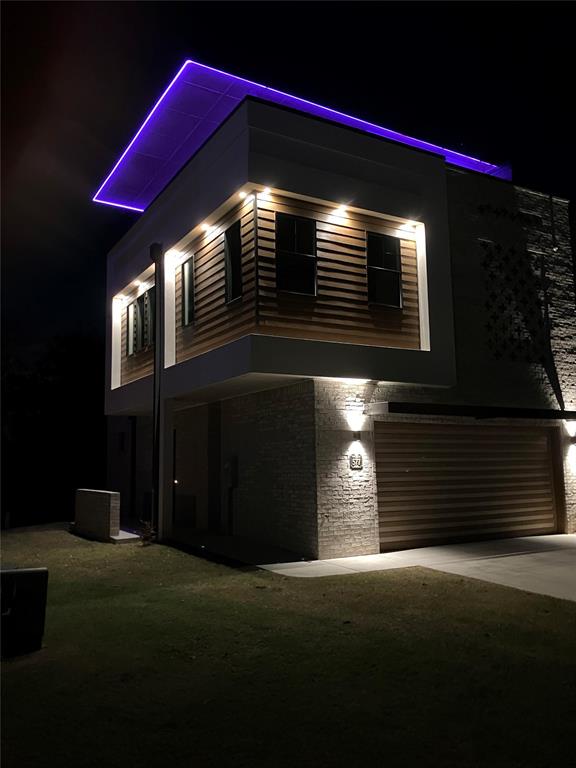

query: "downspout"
(151, 242), (164, 536)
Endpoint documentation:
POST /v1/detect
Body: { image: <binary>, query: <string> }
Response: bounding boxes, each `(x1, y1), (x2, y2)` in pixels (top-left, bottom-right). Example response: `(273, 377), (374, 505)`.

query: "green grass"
(2, 527), (575, 768)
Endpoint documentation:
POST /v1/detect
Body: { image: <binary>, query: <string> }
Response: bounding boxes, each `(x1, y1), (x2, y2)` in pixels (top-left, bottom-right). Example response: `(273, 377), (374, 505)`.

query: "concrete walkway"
(260, 534), (576, 602)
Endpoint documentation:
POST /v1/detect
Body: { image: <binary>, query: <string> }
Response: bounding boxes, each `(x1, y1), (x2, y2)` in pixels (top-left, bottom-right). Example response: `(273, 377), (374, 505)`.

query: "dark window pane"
(136, 295), (145, 351)
(368, 268), (402, 307)
(277, 252), (316, 295)
(182, 258), (194, 326)
(127, 303), (135, 356)
(225, 221), (242, 302)
(295, 218), (315, 256)
(367, 232), (401, 270)
(142, 287), (156, 347)
(275, 213), (295, 252)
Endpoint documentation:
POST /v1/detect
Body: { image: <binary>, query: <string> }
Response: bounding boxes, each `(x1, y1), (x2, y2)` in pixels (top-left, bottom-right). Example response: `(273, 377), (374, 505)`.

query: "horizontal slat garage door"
(375, 422), (559, 550)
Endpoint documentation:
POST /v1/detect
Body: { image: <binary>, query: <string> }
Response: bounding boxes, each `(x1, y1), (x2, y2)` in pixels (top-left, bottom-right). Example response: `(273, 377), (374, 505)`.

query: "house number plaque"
(349, 453), (363, 470)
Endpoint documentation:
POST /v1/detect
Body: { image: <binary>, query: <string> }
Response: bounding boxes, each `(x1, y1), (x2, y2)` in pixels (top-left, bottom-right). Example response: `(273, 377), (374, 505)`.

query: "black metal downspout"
(151, 242), (164, 535)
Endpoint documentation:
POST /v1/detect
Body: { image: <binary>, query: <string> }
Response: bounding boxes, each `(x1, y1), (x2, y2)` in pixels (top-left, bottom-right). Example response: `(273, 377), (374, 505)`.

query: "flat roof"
(93, 59), (511, 213)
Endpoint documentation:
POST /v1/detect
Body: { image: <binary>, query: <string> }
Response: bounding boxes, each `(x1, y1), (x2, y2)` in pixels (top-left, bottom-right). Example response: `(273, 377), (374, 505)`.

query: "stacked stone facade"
(220, 381), (318, 557)
(314, 380), (379, 559)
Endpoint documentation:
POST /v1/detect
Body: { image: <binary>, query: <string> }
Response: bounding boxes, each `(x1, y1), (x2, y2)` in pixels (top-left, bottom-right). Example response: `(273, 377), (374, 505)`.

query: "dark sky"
(2, 1), (574, 524)
(4, 1), (575, 352)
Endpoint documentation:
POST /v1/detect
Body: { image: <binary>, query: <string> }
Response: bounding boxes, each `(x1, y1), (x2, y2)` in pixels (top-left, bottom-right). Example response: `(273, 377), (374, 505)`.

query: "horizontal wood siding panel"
(256, 195), (420, 349)
(169, 192), (424, 365)
(375, 423), (558, 550)
(176, 199), (257, 364)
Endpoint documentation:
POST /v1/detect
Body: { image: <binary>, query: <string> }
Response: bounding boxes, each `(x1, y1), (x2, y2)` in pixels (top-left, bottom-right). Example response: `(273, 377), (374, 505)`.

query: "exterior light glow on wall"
(562, 422), (576, 473)
(239, 191), (247, 199)
(395, 221), (420, 238)
(345, 409), (366, 433)
(165, 249), (186, 267)
(330, 377), (370, 386)
(111, 297), (126, 389)
(329, 204), (349, 225)
(349, 430), (365, 470)
(567, 445), (576, 473)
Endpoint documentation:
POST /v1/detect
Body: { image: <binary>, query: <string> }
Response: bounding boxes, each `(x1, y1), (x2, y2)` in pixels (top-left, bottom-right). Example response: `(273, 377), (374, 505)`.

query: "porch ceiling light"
(92, 59), (510, 213)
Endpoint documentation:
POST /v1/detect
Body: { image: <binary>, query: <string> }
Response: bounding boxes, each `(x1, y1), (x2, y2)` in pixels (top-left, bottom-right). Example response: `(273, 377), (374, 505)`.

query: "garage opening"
(375, 422), (560, 551)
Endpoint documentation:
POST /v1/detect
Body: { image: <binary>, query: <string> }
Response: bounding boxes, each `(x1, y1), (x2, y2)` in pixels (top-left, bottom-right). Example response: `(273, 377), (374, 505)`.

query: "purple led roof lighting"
(93, 59), (511, 213)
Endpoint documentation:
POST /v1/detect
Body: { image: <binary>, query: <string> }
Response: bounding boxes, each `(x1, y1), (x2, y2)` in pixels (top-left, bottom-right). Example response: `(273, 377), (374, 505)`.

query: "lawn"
(2, 527), (575, 768)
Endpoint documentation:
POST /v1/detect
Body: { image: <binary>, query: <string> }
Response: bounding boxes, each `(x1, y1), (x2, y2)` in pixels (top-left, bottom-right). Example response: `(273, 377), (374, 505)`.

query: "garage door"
(375, 422), (559, 550)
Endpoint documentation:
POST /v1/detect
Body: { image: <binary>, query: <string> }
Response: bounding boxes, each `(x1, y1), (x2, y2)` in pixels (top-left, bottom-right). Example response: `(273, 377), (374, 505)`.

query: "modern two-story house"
(97, 60), (576, 560)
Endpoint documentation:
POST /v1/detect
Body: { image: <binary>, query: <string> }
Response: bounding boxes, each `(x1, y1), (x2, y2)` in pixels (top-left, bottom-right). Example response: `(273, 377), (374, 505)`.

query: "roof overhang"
(93, 59), (511, 213)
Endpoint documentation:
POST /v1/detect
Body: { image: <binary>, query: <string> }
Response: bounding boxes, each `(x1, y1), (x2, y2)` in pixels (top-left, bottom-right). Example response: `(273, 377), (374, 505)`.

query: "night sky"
(2, 1), (574, 526)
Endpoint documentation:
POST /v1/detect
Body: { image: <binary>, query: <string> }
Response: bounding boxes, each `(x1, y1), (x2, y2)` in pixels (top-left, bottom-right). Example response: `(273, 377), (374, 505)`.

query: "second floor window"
(366, 232), (402, 308)
(127, 286), (155, 356)
(182, 256), (195, 326)
(225, 221), (242, 303)
(275, 213), (316, 296)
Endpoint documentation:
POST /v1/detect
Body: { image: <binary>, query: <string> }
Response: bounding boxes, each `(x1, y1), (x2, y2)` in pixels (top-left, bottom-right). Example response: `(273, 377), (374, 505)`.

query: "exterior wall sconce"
(352, 431), (361, 441)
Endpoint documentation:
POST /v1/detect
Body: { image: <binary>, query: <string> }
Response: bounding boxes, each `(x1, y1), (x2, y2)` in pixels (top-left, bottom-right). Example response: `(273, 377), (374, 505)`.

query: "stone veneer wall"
(220, 380), (318, 557)
(314, 380), (379, 559)
(514, 188), (575, 532)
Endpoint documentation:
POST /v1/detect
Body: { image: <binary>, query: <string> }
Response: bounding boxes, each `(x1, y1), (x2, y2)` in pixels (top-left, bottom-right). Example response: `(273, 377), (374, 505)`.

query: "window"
(366, 232), (402, 308)
(225, 220), (242, 303)
(127, 302), (136, 356)
(126, 287), (155, 356)
(144, 287), (155, 347)
(275, 213), (316, 296)
(182, 256), (195, 326)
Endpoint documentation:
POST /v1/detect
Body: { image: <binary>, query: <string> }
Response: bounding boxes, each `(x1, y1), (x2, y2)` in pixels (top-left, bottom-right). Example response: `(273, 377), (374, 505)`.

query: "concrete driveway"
(260, 534), (576, 602)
